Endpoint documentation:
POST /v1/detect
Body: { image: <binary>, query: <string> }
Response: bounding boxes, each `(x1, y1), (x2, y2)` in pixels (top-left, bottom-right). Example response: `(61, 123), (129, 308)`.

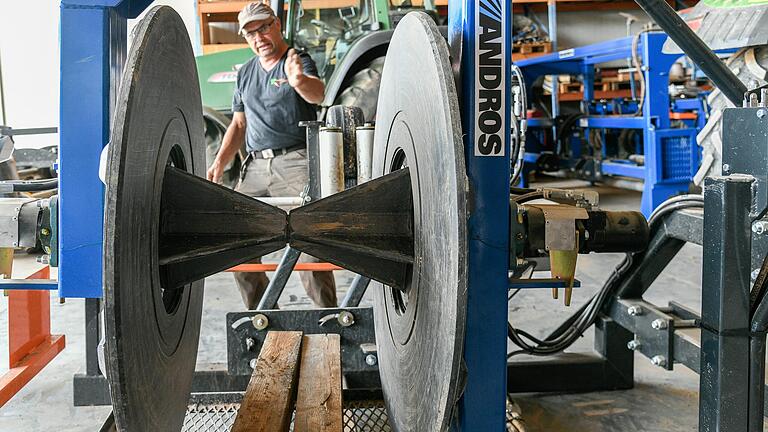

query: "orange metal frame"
(0, 266), (66, 407)
(227, 262), (342, 272)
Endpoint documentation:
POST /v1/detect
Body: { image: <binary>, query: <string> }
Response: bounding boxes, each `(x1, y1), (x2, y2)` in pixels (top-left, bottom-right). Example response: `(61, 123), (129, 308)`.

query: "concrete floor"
(0, 179), (751, 431)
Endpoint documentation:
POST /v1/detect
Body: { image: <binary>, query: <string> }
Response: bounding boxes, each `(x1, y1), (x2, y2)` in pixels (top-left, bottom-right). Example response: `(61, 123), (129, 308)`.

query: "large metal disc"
(372, 12), (468, 432)
(103, 6), (204, 431)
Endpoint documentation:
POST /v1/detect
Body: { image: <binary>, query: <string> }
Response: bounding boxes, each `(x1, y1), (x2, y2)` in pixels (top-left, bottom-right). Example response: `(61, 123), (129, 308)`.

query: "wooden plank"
(232, 331), (303, 432)
(294, 334), (343, 432)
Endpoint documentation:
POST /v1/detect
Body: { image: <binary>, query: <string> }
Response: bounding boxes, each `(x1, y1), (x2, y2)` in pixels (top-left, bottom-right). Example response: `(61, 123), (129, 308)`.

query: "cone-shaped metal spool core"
(103, 7), (288, 431)
(105, 8), (463, 432)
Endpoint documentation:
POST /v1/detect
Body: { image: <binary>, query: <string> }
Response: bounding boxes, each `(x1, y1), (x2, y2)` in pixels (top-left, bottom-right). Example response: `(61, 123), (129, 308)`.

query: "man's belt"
(249, 144), (304, 160)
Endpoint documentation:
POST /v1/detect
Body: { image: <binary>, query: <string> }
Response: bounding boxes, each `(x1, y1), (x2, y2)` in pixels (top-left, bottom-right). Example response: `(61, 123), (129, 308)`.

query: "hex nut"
(252, 314), (269, 330)
(365, 354), (378, 366)
(338, 310), (355, 327)
(753, 221), (768, 235)
(627, 339), (641, 351)
(249, 358), (257, 369)
(651, 319), (668, 330)
(758, 109), (766, 119)
(627, 305), (644, 316)
(651, 355), (667, 368)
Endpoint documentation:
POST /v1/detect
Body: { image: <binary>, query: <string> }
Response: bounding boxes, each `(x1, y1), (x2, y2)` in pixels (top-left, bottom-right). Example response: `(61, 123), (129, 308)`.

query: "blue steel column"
(59, 1), (151, 298)
(639, 33), (681, 216)
(449, 0), (510, 430)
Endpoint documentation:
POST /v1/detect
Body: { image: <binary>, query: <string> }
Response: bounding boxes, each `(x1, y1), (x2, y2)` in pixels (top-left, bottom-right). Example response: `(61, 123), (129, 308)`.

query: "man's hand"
(207, 159), (225, 184)
(284, 48), (305, 88)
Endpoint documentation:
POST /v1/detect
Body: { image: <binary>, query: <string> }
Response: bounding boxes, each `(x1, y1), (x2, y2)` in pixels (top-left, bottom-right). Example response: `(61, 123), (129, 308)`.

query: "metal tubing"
(547, 0), (559, 146)
(256, 247), (302, 310)
(632, 0), (746, 106)
(318, 126), (344, 197)
(355, 125), (375, 184)
(699, 175), (754, 432)
(340, 274), (371, 307)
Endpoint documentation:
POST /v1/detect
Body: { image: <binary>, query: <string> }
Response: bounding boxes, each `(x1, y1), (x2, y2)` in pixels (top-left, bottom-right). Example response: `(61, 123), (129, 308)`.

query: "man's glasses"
(243, 19), (275, 40)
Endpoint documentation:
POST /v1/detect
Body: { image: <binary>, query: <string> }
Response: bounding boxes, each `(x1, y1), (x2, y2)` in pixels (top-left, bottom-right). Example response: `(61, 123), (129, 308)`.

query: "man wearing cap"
(207, 2), (336, 309)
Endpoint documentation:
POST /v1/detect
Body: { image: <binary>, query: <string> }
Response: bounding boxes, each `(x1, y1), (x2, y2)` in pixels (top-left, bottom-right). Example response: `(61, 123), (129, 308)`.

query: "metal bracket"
(226, 307), (376, 377)
(527, 204), (588, 251)
(609, 299), (676, 371)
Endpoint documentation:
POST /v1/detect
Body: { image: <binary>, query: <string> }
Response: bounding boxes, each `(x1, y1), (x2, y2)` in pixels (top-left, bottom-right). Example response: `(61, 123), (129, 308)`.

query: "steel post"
(256, 247), (301, 310)
(699, 174), (754, 432)
(449, 0), (511, 429)
(340, 274), (371, 308)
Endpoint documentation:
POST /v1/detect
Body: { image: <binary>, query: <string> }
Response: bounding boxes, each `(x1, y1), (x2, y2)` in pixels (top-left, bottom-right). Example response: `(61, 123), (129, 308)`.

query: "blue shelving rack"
(517, 33), (703, 217)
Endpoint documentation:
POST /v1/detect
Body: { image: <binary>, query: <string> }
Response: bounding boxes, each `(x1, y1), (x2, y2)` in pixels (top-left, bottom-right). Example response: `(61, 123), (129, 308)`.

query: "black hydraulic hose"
(0, 178), (58, 192)
(633, 0), (746, 106)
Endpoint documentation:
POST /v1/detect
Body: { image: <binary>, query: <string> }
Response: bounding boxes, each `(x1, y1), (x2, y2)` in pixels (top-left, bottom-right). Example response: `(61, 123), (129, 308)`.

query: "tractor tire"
(335, 57), (385, 122)
(695, 45), (768, 185)
(203, 106), (243, 189)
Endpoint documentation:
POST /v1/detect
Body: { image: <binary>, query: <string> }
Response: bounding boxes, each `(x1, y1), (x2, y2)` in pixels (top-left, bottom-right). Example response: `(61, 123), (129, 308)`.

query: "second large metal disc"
(372, 12), (468, 432)
(103, 6), (204, 431)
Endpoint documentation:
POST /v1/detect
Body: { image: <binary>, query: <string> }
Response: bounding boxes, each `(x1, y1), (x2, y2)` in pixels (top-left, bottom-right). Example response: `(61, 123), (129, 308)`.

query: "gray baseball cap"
(238, 2), (276, 33)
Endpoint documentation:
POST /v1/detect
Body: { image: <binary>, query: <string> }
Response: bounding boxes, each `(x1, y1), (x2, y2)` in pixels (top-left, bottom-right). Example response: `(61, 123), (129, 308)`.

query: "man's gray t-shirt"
(232, 51), (319, 152)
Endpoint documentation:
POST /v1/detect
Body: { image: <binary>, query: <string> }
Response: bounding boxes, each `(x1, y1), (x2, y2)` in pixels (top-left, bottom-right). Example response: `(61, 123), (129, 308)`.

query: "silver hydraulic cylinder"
(318, 126), (344, 197)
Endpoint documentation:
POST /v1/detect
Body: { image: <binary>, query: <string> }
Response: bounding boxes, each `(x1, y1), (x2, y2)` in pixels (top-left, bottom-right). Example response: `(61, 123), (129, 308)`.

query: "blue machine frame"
(450, 0), (511, 429)
(59, 0), (152, 298)
(517, 33), (701, 217)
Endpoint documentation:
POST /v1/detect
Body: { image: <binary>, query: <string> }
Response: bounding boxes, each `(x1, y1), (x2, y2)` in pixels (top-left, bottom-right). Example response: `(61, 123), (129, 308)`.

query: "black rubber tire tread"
(697, 45), (768, 182)
(203, 106), (242, 189)
(335, 57), (385, 121)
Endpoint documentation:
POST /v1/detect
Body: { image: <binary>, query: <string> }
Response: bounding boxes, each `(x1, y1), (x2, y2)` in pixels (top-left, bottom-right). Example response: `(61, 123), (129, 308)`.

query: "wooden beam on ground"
(231, 331), (303, 432)
(294, 334), (343, 432)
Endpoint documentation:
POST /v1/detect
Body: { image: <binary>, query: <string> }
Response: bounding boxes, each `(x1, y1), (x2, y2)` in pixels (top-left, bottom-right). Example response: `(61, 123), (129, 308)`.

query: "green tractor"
(197, 0), (441, 187)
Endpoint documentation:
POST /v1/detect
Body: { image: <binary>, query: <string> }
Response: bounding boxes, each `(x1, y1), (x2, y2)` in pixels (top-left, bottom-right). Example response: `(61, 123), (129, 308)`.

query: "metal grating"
(343, 400), (391, 432)
(182, 399), (391, 432)
(183, 402), (239, 431)
(183, 396), (523, 431)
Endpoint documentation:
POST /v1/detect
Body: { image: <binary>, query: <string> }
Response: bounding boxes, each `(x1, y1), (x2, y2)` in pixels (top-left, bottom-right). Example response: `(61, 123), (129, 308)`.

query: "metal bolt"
(252, 314), (269, 330)
(245, 338), (256, 351)
(753, 221), (768, 235)
(758, 109), (766, 119)
(627, 305), (644, 316)
(627, 339), (641, 351)
(365, 354), (378, 366)
(338, 310), (355, 327)
(651, 319), (668, 330)
(41, 228), (50, 236)
(722, 163), (730, 173)
(249, 358), (257, 369)
(651, 355), (667, 368)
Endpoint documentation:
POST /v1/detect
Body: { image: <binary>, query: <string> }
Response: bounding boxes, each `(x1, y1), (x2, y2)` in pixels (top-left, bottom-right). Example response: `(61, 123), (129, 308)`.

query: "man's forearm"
(293, 75), (325, 105)
(217, 124), (245, 165)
